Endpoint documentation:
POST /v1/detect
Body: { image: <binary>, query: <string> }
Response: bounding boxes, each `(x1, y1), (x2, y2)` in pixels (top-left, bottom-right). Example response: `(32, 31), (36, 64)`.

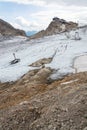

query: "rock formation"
(30, 17), (78, 39)
(29, 58), (52, 67)
(0, 19), (26, 36)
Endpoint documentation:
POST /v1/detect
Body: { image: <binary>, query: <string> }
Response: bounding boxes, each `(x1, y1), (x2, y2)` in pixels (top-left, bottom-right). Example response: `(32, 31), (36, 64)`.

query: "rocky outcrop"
(46, 17), (78, 35)
(0, 19), (26, 36)
(30, 17), (78, 39)
(29, 58), (52, 67)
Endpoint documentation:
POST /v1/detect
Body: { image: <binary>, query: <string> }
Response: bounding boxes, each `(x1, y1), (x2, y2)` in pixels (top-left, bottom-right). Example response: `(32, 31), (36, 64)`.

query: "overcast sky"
(0, 0), (87, 31)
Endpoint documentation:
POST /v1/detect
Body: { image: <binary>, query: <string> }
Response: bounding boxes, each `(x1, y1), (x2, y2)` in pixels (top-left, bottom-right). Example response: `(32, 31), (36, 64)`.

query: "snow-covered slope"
(0, 28), (87, 82)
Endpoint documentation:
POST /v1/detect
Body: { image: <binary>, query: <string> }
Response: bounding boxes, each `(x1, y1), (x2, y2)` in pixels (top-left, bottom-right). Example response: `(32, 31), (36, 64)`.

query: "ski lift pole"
(13, 53), (16, 60)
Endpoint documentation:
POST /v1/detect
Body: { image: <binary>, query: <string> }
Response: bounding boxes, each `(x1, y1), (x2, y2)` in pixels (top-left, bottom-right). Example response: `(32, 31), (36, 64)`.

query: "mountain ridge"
(0, 19), (26, 36)
(29, 17), (78, 39)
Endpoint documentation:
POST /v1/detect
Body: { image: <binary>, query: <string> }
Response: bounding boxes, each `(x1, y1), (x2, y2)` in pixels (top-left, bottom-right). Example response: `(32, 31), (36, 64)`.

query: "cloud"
(0, 0), (87, 6)
(0, 0), (46, 6)
(1, 0), (87, 31)
(11, 16), (40, 31)
(62, 0), (87, 6)
(15, 16), (30, 26)
(31, 5), (87, 29)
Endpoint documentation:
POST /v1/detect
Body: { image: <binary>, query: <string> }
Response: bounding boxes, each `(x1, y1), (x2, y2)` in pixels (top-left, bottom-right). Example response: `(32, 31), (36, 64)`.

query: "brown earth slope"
(0, 67), (87, 130)
(0, 19), (26, 36)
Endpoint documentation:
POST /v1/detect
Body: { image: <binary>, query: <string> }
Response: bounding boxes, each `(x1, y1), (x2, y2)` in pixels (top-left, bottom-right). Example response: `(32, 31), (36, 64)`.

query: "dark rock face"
(53, 17), (67, 24)
(0, 19), (26, 36)
(30, 17), (78, 39)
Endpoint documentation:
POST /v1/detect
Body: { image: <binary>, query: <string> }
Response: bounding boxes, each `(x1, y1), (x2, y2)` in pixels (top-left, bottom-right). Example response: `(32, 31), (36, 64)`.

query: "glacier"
(0, 28), (87, 82)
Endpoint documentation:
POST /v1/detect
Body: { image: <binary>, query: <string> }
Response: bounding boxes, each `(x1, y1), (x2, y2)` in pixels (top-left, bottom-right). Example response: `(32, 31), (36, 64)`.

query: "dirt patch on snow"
(29, 58), (52, 67)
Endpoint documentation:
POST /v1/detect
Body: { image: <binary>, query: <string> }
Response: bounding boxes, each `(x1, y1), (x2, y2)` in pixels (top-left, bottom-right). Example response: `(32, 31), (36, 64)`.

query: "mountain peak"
(30, 17), (78, 39)
(53, 17), (67, 24)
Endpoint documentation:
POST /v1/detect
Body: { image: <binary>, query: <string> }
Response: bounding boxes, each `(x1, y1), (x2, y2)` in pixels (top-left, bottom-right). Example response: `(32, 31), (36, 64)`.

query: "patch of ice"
(61, 79), (79, 85)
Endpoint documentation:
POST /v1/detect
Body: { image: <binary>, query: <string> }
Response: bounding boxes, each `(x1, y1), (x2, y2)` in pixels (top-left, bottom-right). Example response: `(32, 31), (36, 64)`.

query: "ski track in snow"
(0, 29), (87, 82)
